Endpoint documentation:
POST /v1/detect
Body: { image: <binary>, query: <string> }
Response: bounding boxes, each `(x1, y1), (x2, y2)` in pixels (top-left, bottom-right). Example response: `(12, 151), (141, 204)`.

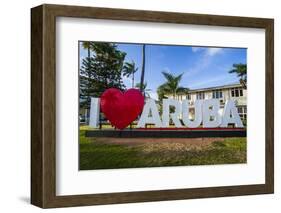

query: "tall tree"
(80, 41), (94, 123)
(229, 63), (247, 89)
(122, 61), (138, 88)
(80, 42), (126, 110)
(157, 71), (189, 100)
(139, 44), (146, 93)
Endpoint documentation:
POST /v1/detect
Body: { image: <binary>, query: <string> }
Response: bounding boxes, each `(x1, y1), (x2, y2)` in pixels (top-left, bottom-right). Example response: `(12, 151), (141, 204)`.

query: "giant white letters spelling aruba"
(136, 99), (243, 128)
(90, 98), (243, 128)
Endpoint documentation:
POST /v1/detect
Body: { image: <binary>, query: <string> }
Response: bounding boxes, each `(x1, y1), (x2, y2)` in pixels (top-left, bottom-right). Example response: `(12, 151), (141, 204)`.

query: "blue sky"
(79, 42), (246, 100)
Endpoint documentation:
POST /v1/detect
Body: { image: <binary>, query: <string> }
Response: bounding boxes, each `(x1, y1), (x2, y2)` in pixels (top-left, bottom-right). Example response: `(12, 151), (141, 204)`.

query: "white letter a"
(137, 99), (162, 128)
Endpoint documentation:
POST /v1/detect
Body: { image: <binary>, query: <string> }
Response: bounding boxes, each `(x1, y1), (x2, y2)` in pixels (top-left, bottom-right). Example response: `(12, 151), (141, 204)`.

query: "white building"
(165, 83), (247, 122)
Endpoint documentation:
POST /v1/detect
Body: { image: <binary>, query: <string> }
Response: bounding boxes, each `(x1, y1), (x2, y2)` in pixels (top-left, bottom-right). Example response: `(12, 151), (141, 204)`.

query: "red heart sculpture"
(100, 88), (145, 130)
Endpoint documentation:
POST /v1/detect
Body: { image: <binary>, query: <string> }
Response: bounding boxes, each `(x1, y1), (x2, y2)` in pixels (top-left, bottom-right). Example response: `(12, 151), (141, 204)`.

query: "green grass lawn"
(79, 129), (247, 170)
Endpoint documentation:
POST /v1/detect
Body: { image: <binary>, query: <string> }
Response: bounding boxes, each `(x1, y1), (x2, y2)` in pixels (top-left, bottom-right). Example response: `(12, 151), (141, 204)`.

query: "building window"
(187, 94), (191, 100)
(196, 92), (205, 100)
(237, 106), (247, 121)
(212, 90), (223, 99)
(235, 89), (239, 97)
(240, 89), (243, 96)
(237, 107), (243, 114)
(231, 88), (244, 97)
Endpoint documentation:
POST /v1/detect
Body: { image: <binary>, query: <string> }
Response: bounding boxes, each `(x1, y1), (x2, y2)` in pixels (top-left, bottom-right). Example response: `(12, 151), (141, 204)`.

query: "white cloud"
(192, 47), (223, 56)
(191, 47), (204, 52)
(162, 67), (171, 72)
(184, 55), (210, 77)
(206, 48), (223, 56)
(184, 47), (224, 77)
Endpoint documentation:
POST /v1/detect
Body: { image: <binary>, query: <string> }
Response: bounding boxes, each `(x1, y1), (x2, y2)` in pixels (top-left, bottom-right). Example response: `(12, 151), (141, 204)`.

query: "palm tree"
(122, 61), (138, 88)
(157, 71), (189, 99)
(139, 44), (146, 93)
(229, 63), (247, 89)
(136, 82), (151, 98)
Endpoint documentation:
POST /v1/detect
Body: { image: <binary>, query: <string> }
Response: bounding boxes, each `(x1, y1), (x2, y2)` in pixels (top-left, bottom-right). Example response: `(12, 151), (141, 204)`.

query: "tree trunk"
(132, 72), (134, 88)
(240, 79), (247, 89)
(140, 44), (146, 93)
(87, 47), (91, 124)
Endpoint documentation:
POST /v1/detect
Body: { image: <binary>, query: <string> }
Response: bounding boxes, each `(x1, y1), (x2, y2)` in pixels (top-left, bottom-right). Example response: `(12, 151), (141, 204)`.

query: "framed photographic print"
(31, 4), (274, 208)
